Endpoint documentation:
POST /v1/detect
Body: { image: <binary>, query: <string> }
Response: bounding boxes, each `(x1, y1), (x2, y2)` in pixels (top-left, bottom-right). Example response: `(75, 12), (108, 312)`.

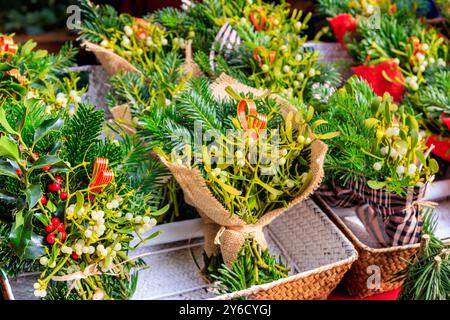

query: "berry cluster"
(45, 217), (67, 245)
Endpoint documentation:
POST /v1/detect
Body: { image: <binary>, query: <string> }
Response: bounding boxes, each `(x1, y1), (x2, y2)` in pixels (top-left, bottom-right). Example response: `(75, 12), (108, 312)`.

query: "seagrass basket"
(314, 193), (450, 298)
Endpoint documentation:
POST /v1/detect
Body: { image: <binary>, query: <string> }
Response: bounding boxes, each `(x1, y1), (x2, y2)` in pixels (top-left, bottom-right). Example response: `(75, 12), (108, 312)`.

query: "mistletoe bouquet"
(317, 76), (438, 246)
(0, 67), (169, 299)
(318, 1), (450, 161)
(143, 74), (330, 293)
(190, 0), (341, 104)
(0, 34), (85, 110)
(78, 0), (182, 76)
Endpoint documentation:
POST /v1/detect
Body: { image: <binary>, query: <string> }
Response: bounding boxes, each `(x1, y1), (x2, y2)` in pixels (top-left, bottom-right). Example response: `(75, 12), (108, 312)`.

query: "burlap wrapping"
(82, 41), (140, 76)
(160, 74), (328, 267)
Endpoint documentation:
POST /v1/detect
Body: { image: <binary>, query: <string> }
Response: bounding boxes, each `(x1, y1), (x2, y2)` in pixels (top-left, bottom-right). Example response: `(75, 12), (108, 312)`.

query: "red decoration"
(89, 158), (114, 194)
(250, 9), (266, 31)
(0, 36), (18, 55)
(6, 68), (27, 85)
(237, 99), (267, 142)
(427, 135), (450, 161)
(351, 60), (406, 102)
(329, 13), (357, 48)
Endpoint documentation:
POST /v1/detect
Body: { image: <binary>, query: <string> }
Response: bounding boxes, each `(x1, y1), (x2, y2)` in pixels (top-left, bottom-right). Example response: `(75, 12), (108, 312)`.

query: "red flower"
(351, 60), (406, 102)
(428, 114), (450, 161)
(329, 14), (357, 48)
(427, 135), (450, 162)
(441, 114), (450, 130)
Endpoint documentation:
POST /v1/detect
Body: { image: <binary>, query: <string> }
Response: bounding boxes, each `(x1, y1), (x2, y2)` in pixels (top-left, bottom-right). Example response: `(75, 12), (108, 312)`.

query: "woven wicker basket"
(5, 199), (357, 300)
(214, 199), (357, 300)
(313, 194), (450, 298)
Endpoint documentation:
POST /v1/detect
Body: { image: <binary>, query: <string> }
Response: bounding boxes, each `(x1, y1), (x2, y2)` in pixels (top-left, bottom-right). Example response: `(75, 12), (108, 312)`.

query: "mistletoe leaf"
(150, 203), (170, 217)
(367, 180), (387, 190)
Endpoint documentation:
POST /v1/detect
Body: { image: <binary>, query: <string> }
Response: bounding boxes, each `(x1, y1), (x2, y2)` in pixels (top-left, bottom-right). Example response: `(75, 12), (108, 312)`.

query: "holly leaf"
(0, 135), (20, 162)
(0, 159), (19, 179)
(25, 183), (41, 209)
(367, 180), (387, 190)
(9, 211), (45, 259)
(33, 117), (64, 143)
(0, 190), (17, 204)
(0, 105), (16, 134)
(30, 155), (65, 172)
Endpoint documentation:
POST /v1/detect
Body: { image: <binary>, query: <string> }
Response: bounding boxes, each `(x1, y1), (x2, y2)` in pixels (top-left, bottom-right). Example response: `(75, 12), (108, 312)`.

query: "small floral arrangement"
(78, 0), (180, 74)
(0, 84), (166, 298)
(320, 76), (438, 195)
(0, 34), (84, 111)
(33, 177), (162, 299)
(153, 79), (333, 219)
(145, 76), (331, 293)
(179, 0), (341, 104)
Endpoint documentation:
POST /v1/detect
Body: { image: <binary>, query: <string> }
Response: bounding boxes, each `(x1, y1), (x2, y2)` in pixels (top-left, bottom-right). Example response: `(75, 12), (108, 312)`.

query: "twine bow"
(89, 158), (114, 194)
(0, 36), (18, 55)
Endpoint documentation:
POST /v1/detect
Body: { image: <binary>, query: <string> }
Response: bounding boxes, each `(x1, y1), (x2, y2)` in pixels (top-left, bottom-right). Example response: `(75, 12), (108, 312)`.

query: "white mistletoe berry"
(39, 256), (48, 266)
(396, 165), (405, 176)
(408, 164), (417, 175)
(124, 25), (133, 36)
(373, 162), (382, 171)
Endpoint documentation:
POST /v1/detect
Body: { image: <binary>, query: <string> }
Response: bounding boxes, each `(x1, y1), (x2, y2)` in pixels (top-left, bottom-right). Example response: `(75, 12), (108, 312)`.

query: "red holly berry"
(59, 231), (67, 241)
(60, 191), (68, 201)
(15, 168), (22, 176)
(55, 175), (63, 182)
(51, 217), (61, 226)
(47, 182), (61, 193)
(57, 223), (65, 233)
(31, 152), (39, 162)
(71, 252), (79, 260)
(46, 233), (56, 244)
(41, 166), (51, 173)
(40, 195), (48, 206)
(45, 224), (55, 233)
